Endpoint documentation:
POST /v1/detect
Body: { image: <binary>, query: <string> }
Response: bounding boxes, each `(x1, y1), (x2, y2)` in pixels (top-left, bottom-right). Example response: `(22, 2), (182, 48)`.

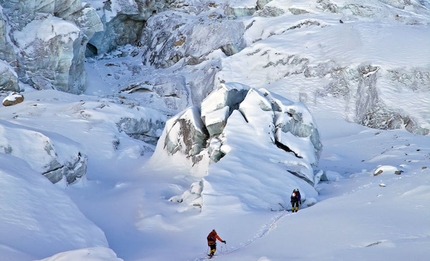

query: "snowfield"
(1, 90), (429, 261)
(0, 0), (429, 261)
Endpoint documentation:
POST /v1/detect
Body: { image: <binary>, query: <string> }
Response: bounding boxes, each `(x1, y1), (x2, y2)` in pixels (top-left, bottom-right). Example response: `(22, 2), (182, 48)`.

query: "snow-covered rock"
(2, 92), (23, 106)
(151, 82), (322, 210)
(0, 154), (108, 259)
(0, 120), (88, 184)
(373, 165), (403, 176)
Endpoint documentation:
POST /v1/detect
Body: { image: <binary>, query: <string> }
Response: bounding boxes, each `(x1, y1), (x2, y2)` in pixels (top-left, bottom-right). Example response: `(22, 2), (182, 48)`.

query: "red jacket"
(207, 230), (223, 245)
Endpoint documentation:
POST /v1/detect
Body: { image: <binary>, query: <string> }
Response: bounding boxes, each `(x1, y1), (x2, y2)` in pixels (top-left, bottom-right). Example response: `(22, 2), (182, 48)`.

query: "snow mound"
(0, 154), (108, 259)
(0, 120), (87, 184)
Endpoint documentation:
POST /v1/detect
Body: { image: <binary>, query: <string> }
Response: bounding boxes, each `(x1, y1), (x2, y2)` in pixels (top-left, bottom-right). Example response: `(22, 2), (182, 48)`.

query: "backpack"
(207, 232), (215, 242)
(291, 192), (298, 201)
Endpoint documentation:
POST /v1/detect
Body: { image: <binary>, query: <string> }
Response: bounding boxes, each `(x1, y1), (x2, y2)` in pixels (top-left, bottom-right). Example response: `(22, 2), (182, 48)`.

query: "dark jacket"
(291, 190), (300, 202)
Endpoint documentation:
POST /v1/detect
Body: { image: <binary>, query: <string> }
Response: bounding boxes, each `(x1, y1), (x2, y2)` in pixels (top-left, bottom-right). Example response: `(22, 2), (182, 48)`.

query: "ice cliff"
(0, 0), (103, 94)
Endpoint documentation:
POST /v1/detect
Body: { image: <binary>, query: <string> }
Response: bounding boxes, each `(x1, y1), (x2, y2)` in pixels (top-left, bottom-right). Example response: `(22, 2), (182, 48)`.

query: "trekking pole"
(224, 242), (228, 254)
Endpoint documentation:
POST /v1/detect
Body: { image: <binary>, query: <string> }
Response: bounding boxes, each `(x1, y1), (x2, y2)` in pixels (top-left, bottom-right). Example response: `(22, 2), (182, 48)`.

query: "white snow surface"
(0, 0), (430, 260)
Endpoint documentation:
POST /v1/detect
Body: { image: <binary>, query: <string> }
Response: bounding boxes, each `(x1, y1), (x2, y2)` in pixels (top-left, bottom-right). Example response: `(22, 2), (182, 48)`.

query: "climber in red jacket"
(207, 229), (226, 258)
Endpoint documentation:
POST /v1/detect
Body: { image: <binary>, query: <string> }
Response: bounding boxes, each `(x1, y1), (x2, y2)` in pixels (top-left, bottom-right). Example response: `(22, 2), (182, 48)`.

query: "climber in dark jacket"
(291, 189), (301, 212)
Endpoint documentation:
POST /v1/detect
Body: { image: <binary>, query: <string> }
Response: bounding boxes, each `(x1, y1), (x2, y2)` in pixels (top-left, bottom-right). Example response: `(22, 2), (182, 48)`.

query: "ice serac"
(0, 8), (15, 64)
(13, 15), (84, 93)
(162, 106), (209, 165)
(88, 0), (168, 55)
(141, 10), (246, 68)
(117, 116), (166, 145)
(0, 0), (102, 94)
(224, 0), (275, 17)
(152, 82), (322, 211)
(0, 121), (88, 184)
(0, 61), (18, 92)
(201, 82), (249, 137)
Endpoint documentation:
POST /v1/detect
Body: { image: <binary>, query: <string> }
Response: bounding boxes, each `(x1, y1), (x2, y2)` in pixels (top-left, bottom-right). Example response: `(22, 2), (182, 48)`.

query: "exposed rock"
(373, 165), (403, 176)
(2, 92), (24, 106)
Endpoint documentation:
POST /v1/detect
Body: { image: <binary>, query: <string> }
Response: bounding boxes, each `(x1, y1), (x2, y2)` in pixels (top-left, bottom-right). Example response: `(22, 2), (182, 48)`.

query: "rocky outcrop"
(2, 92), (24, 106)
